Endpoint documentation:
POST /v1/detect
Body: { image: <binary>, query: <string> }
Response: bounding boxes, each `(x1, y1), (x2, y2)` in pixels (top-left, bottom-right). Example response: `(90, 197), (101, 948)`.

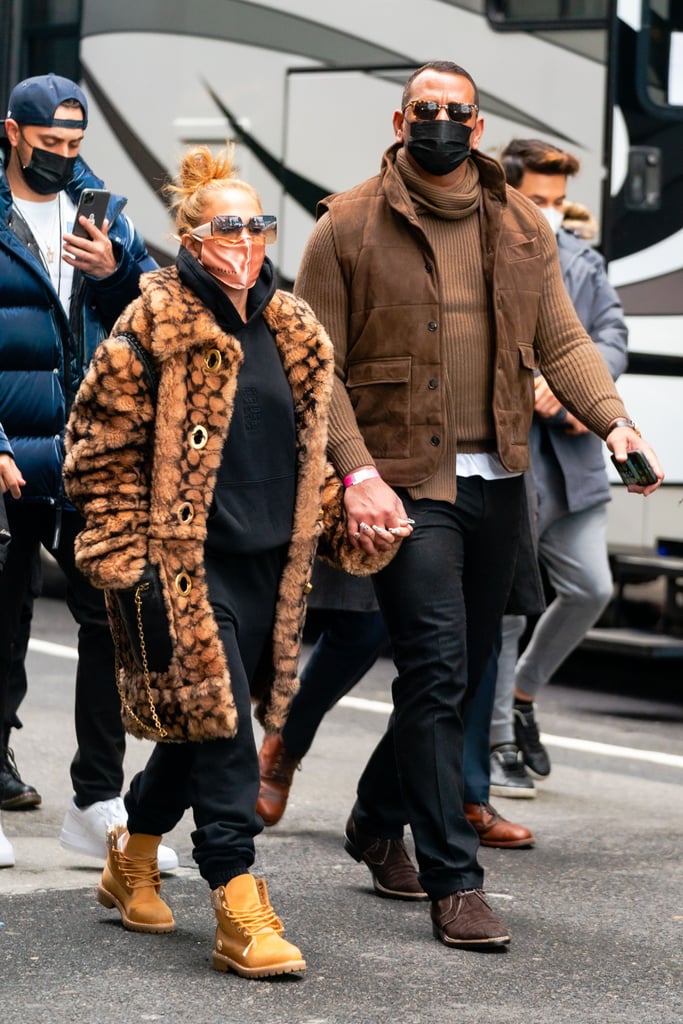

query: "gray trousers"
(491, 499), (612, 746)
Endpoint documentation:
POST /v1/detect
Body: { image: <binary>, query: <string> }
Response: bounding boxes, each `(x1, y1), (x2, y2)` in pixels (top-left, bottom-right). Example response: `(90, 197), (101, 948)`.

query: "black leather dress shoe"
(0, 748), (41, 810)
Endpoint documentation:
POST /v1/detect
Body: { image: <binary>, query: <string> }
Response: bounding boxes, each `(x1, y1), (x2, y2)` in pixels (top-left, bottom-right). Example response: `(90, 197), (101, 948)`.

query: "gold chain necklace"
(14, 193), (62, 265)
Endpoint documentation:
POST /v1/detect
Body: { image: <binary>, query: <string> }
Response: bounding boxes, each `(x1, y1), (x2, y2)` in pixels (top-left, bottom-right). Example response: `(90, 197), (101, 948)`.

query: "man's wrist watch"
(607, 417), (641, 436)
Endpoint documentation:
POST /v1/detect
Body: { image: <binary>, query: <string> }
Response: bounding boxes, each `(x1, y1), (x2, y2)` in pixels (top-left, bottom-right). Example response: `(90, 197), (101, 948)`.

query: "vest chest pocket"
(346, 356), (412, 460)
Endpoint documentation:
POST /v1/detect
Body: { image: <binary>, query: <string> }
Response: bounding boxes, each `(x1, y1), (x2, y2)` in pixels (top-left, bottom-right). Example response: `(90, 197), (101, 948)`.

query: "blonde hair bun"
(164, 143), (261, 236)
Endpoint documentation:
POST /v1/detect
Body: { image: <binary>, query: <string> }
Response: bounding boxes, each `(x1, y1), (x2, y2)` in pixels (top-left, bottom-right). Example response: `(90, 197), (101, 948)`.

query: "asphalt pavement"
(1, 596), (682, 1024)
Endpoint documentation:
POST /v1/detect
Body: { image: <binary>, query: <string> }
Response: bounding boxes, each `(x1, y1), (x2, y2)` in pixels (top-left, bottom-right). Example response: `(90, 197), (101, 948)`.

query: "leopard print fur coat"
(64, 265), (342, 743)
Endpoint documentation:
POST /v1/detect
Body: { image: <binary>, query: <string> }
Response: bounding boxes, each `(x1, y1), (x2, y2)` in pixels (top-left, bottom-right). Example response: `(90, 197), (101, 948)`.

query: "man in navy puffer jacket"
(0, 73), (177, 869)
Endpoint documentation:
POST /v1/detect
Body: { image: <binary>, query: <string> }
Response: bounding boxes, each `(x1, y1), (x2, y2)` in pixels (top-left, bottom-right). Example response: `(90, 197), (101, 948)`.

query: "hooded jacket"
(64, 263), (381, 742)
(532, 228), (629, 513)
(0, 141), (156, 505)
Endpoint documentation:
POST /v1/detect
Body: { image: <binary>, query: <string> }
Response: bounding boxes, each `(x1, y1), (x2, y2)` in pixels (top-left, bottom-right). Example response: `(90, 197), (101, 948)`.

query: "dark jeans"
(125, 547), (286, 889)
(0, 502), (124, 804)
(284, 605), (498, 803)
(282, 609), (388, 758)
(353, 475), (524, 899)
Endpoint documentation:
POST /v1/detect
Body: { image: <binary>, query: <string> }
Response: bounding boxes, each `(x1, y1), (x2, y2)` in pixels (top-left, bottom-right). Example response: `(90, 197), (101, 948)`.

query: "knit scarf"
(396, 147), (481, 219)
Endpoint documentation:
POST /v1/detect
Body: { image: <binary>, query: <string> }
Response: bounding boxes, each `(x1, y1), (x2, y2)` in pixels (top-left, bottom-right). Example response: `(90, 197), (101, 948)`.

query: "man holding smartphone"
(489, 138), (653, 797)
(0, 73), (177, 870)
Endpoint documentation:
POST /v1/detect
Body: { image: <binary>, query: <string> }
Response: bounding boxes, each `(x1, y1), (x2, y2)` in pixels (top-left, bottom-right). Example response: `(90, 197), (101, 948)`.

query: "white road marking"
(29, 637), (78, 660)
(338, 695), (683, 770)
(28, 640), (682, 770)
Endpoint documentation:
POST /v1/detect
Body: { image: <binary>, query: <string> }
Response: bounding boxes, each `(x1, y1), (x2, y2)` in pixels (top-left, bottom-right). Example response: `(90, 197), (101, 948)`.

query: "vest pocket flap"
(503, 236), (540, 261)
(518, 343), (538, 370)
(347, 356), (411, 388)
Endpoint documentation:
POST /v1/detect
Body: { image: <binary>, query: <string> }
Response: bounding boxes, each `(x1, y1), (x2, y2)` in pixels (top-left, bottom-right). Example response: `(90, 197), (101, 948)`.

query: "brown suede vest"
(320, 147), (544, 484)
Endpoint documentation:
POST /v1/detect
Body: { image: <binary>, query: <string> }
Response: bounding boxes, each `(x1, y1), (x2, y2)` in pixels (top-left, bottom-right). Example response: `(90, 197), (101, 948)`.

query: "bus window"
(22, 0), (82, 82)
(486, 0), (608, 30)
(642, 1), (683, 109)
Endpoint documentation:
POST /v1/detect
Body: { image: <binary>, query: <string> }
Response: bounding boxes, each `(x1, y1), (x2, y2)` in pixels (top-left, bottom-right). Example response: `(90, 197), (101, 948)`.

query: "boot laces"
(457, 888), (490, 907)
(3, 748), (23, 782)
(221, 896), (283, 936)
(116, 851), (160, 890)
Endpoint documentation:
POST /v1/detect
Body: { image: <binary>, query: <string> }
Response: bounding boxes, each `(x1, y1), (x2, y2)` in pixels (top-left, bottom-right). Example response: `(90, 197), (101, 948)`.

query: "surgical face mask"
(406, 119), (473, 176)
(18, 135), (76, 195)
(197, 236), (264, 290)
(539, 206), (564, 235)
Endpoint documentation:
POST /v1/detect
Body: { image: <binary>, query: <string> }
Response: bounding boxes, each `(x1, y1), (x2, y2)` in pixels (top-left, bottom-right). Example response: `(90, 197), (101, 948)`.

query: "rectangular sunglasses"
(193, 215), (278, 244)
(403, 100), (478, 124)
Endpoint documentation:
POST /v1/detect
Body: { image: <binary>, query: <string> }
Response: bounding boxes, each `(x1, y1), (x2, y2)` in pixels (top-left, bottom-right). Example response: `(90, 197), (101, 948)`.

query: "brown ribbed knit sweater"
(296, 150), (627, 502)
(398, 153), (492, 499)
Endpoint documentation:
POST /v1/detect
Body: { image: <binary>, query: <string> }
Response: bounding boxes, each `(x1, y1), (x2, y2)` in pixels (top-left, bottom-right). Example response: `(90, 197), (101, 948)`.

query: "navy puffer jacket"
(0, 140), (157, 505)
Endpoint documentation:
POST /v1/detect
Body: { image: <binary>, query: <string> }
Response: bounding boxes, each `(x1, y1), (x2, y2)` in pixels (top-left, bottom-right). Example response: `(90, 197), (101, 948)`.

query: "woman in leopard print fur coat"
(62, 146), (408, 977)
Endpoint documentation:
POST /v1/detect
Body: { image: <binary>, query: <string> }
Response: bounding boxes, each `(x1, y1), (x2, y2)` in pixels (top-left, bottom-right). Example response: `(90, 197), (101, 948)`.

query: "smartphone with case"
(72, 188), (110, 237)
(611, 450), (658, 486)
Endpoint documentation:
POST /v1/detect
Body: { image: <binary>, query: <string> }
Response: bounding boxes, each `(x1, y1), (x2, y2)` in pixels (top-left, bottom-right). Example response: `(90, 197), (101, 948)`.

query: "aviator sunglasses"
(403, 99), (479, 124)
(192, 214), (278, 244)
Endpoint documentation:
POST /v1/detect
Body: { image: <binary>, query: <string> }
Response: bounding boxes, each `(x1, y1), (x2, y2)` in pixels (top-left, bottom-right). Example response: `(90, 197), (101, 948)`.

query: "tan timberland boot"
(211, 873), (306, 978)
(97, 824), (176, 933)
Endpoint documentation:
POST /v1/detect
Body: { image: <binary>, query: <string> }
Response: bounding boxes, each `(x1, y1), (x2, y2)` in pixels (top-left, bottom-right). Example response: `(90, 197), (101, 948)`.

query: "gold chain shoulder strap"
(111, 581), (168, 740)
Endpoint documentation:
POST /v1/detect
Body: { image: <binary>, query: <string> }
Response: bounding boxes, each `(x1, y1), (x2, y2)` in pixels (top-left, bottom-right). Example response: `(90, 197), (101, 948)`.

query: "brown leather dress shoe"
(344, 815), (428, 901)
(464, 801), (535, 848)
(256, 734), (300, 827)
(431, 889), (510, 949)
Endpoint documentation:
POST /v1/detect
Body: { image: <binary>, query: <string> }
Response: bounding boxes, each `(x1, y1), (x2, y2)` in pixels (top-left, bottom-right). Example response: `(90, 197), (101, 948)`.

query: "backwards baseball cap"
(6, 72), (88, 129)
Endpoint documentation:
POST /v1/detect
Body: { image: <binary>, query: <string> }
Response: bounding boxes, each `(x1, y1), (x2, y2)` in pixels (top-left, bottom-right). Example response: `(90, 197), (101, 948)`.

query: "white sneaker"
(59, 797), (179, 871)
(0, 813), (15, 868)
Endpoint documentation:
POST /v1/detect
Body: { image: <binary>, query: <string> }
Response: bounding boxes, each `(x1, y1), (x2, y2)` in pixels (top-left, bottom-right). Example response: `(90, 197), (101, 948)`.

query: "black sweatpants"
(124, 546), (287, 889)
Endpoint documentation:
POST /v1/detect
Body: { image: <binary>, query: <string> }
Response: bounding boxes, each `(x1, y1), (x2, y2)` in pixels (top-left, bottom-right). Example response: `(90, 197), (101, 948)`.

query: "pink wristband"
(343, 467), (380, 487)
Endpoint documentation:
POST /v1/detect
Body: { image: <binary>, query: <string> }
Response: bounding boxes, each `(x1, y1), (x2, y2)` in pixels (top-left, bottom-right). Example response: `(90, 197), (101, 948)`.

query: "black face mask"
(19, 141), (76, 195)
(406, 120), (473, 176)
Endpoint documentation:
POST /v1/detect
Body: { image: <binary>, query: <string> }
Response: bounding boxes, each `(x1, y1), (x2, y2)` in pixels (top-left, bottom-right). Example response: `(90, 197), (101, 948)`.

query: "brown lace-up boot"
(211, 873), (306, 978)
(344, 814), (427, 900)
(97, 825), (176, 933)
(431, 888), (511, 949)
(256, 734), (300, 826)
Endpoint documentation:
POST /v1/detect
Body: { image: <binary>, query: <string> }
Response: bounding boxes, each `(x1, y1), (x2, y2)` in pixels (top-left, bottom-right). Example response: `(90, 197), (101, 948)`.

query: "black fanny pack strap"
(117, 331), (159, 402)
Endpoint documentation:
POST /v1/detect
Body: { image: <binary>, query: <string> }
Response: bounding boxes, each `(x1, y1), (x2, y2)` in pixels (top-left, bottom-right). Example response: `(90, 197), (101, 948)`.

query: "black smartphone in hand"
(72, 188), (110, 237)
(611, 450), (658, 486)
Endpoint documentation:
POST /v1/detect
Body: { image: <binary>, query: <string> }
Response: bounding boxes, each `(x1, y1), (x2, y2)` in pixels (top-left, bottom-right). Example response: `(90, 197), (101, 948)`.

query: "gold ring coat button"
(189, 425), (208, 450)
(175, 572), (192, 596)
(177, 502), (194, 524)
(204, 348), (222, 372)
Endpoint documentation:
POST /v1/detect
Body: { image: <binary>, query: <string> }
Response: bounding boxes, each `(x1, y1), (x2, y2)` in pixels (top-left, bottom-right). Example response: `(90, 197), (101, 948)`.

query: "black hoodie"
(177, 247), (296, 555)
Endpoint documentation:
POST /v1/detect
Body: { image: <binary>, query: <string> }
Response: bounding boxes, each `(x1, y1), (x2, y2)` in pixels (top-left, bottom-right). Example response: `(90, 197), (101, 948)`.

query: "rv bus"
(2, 0), (683, 645)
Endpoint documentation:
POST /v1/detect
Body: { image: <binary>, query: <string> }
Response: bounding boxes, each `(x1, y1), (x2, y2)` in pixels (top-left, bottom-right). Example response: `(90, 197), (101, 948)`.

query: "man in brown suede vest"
(295, 60), (662, 951)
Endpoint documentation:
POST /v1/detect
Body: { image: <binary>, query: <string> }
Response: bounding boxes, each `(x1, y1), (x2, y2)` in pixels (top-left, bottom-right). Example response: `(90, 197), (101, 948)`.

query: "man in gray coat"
(490, 138), (629, 796)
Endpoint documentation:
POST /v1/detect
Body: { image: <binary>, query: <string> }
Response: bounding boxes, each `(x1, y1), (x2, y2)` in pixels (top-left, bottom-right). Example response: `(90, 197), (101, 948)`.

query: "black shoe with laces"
(0, 748), (42, 810)
(513, 700), (551, 778)
(490, 743), (536, 798)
